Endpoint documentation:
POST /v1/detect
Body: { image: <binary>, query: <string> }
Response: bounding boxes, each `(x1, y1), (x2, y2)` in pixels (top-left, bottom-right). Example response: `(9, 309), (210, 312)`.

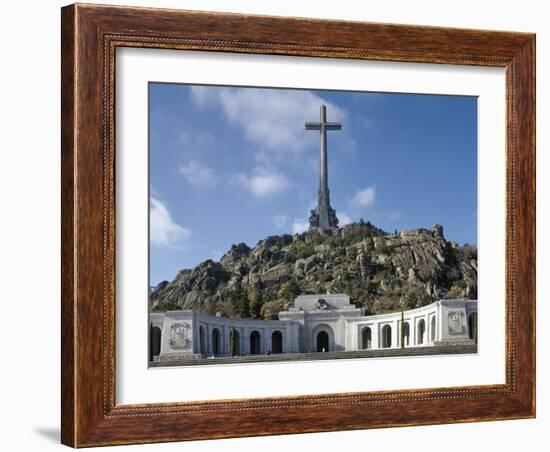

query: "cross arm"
(305, 122), (322, 130)
(305, 122), (342, 130)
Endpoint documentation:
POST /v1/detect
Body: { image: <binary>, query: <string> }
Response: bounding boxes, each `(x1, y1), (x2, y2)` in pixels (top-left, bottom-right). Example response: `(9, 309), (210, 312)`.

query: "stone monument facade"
(150, 296), (478, 361)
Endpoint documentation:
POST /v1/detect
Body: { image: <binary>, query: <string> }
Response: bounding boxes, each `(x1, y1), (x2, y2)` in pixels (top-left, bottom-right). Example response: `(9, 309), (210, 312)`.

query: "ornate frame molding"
(61, 4), (535, 447)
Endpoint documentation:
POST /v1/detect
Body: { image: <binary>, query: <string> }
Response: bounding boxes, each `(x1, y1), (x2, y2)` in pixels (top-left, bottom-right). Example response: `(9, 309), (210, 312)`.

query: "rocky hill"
(150, 222), (477, 319)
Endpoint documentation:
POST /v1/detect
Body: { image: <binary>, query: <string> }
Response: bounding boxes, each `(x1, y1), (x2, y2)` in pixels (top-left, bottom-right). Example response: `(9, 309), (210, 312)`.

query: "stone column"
(372, 322), (380, 349)
(239, 326), (244, 355)
(206, 324), (211, 355)
(244, 328), (250, 355)
(392, 320), (399, 348)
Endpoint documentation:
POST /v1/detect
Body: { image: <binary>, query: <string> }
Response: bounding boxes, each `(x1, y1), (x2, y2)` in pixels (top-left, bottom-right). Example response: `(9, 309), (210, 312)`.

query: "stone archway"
(381, 324), (392, 348)
(312, 324), (334, 353)
(317, 331), (329, 352)
(212, 328), (221, 355)
(417, 319), (426, 345)
(361, 326), (372, 349)
(468, 312), (478, 343)
(230, 328), (240, 356)
(430, 316), (436, 342)
(271, 330), (283, 354)
(150, 325), (161, 360)
(199, 326), (206, 354)
(250, 330), (261, 355)
(403, 322), (410, 346)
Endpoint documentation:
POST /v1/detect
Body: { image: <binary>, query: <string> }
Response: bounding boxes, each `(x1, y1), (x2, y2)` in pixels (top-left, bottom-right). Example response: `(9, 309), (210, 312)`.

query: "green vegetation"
(284, 242), (316, 262)
(229, 282), (250, 318)
(283, 224), (388, 264)
(260, 299), (286, 320)
(377, 244), (393, 255)
(446, 280), (466, 299)
(403, 287), (431, 309)
(277, 280), (301, 301)
(249, 289), (264, 319)
(151, 299), (180, 312)
(324, 236), (362, 249)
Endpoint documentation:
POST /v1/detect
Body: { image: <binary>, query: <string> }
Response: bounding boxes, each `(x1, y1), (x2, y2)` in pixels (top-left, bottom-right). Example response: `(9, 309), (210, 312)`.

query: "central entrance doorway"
(316, 331), (329, 352)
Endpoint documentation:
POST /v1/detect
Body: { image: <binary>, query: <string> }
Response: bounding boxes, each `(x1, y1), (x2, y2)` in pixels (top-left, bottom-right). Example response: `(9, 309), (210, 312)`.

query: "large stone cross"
(305, 104), (341, 228)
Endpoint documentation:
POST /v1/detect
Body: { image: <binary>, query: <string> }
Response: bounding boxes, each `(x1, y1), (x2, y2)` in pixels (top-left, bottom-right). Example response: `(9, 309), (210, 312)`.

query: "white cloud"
(292, 218), (310, 234)
(179, 130), (214, 153)
(178, 160), (216, 186)
(352, 185), (376, 207)
(150, 197), (191, 248)
(235, 166), (289, 198)
(272, 214), (288, 229)
(190, 86), (346, 154)
(338, 211), (353, 226)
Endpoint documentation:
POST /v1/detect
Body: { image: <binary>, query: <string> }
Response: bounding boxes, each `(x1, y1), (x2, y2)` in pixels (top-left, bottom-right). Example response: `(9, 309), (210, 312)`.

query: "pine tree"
(229, 283), (241, 314)
(230, 282), (251, 318)
(239, 289), (250, 318)
(250, 289), (264, 319)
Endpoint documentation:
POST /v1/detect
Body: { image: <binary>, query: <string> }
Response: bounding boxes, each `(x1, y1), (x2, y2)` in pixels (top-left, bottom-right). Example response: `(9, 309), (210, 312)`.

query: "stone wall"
(152, 311), (300, 361)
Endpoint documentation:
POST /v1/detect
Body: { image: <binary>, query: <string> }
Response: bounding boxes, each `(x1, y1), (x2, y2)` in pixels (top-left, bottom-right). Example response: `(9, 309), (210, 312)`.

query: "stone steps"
(150, 344), (477, 367)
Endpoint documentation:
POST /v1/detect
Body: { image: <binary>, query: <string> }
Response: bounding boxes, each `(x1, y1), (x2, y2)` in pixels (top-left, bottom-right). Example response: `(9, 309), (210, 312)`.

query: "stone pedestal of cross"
(305, 104), (341, 228)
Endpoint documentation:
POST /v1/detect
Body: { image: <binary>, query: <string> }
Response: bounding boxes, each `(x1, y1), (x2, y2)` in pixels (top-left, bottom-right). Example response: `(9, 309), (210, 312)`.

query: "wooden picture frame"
(61, 3), (535, 447)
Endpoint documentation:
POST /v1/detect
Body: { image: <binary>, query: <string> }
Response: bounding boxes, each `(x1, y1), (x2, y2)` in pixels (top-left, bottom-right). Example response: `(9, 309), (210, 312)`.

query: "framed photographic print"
(147, 83), (480, 368)
(61, 3), (536, 447)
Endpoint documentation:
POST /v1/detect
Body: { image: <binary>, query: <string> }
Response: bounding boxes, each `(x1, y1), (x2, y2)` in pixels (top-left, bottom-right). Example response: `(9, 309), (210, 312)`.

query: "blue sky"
(149, 83), (477, 285)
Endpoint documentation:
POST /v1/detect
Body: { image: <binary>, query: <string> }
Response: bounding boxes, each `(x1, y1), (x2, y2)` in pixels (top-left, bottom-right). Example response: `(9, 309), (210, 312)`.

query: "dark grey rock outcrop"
(150, 222), (477, 318)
